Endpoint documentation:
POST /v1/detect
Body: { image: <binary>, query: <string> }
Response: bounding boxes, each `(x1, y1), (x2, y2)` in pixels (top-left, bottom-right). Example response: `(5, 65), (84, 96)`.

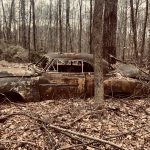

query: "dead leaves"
(0, 98), (150, 149)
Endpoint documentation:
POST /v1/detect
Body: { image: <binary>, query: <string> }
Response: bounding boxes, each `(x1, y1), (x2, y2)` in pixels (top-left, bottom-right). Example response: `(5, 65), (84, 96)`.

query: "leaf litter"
(0, 98), (150, 150)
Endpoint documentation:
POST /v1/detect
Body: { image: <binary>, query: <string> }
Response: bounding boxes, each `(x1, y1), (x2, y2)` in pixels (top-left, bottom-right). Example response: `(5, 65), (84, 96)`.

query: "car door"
(38, 59), (86, 100)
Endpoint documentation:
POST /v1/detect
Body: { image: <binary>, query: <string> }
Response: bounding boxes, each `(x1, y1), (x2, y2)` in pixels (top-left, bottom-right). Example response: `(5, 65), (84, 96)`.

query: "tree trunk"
(103, 0), (118, 64)
(59, 0), (63, 53)
(54, 1), (59, 52)
(28, 3), (32, 62)
(92, 0), (104, 109)
(18, 1), (21, 44)
(140, 0), (148, 63)
(148, 29), (150, 73)
(21, 0), (27, 49)
(0, 18), (2, 39)
(130, 0), (138, 59)
(66, 0), (69, 52)
(1, 0), (8, 41)
(8, 0), (15, 42)
(30, 0), (36, 51)
(13, 2), (17, 45)
(78, 0), (82, 53)
(48, 0), (52, 51)
(122, 0), (128, 61)
(89, 0), (93, 54)
(65, 0), (72, 52)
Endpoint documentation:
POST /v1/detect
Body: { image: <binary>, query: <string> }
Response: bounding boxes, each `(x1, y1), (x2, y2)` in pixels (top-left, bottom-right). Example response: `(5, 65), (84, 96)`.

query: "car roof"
(44, 53), (94, 64)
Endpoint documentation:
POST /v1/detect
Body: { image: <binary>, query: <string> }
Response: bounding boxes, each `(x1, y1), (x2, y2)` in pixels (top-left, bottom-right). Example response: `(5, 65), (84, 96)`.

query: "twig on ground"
(52, 134), (65, 150)
(58, 141), (95, 150)
(41, 123), (56, 149)
(58, 131), (101, 149)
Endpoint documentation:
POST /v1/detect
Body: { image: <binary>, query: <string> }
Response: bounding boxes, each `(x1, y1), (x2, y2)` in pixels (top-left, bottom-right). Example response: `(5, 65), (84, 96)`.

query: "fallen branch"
(57, 131), (101, 149)
(40, 123), (56, 149)
(0, 112), (127, 150)
(58, 141), (95, 150)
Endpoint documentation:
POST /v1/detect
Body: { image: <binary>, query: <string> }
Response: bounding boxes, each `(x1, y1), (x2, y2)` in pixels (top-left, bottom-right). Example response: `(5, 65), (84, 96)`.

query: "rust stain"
(39, 73), (86, 100)
(104, 77), (150, 97)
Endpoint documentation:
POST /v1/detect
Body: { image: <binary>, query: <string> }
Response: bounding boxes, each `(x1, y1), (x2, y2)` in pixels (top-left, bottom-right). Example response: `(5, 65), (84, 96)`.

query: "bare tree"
(148, 28), (150, 73)
(0, 0), (149, 66)
(89, 0), (93, 54)
(28, 2), (32, 61)
(103, 0), (118, 64)
(21, 0), (27, 49)
(130, 0), (138, 59)
(53, 1), (59, 52)
(122, 0), (128, 61)
(65, 0), (73, 52)
(59, 0), (63, 53)
(92, 0), (104, 109)
(0, 17), (2, 39)
(66, 0), (69, 52)
(78, 0), (82, 53)
(1, 0), (8, 41)
(140, 0), (148, 63)
(30, 0), (36, 51)
(8, 0), (15, 42)
(48, 0), (52, 51)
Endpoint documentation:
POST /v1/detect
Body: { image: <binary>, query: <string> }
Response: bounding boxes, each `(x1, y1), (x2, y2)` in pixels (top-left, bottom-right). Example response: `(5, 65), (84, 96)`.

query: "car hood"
(0, 67), (35, 77)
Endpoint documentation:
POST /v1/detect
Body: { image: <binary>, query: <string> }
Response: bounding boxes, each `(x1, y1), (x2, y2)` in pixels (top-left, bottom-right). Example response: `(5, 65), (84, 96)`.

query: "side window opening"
(47, 59), (83, 73)
(58, 60), (83, 73)
(83, 62), (94, 72)
(46, 59), (94, 73)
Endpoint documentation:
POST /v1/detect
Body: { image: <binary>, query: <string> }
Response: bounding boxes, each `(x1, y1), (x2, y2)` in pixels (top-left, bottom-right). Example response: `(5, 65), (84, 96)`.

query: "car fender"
(0, 76), (40, 102)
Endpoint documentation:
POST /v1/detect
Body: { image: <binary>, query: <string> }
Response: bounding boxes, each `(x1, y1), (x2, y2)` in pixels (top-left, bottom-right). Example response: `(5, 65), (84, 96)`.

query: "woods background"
(0, 0), (149, 64)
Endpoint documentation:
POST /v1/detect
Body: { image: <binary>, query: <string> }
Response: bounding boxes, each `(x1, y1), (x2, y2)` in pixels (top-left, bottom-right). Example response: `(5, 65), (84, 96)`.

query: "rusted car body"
(0, 53), (112, 101)
(0, 53), (148, 101)
(37, 53), (114, 100)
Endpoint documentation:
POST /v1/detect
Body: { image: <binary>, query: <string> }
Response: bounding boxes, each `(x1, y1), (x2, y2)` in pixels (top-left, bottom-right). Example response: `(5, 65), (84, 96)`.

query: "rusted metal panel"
(39, 72), (85, 99)
(0, 76), (40, 101)
(104, 77), (150, 97)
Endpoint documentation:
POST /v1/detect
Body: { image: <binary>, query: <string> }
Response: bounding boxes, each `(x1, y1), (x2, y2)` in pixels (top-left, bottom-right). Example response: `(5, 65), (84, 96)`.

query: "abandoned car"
(0, 53), (149, 101)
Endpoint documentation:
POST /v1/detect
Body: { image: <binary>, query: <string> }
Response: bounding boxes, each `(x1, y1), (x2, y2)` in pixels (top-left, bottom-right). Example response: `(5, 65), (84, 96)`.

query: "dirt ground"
(0, 98), (150, 150)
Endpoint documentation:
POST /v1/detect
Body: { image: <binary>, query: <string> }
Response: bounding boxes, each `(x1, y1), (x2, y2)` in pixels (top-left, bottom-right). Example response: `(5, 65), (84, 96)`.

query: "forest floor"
(0, 98), (150, 150)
